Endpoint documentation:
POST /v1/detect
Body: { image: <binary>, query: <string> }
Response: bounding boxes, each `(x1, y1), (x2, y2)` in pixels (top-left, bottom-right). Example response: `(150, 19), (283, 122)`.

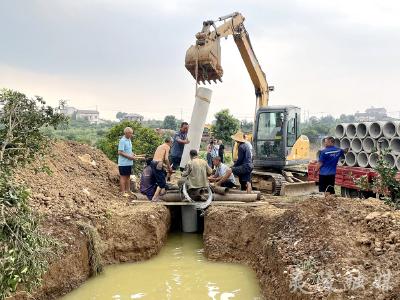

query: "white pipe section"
(346, 123), (357, 138)
(351, 138), (363, 153)
(382, 121), (397, 139)
(340, 138), (351, 149)
(357, 152), (369, 168)
(369, 153), (379, 169)
(397, 123), (400, 137)
(396, 156), (400, 171)
(384, 153), (396, 168)
(345, 151), (357, 167)
(377, 138), (390, 151)
(334, 138), (341, 148)
(390, 138), (400, 155)
(362, 137), (377, 154)
(368, 122), (383, 139)
(180, 87), (212, 169)
(335, 124), (347, 139)
(356, 122), (369, 138)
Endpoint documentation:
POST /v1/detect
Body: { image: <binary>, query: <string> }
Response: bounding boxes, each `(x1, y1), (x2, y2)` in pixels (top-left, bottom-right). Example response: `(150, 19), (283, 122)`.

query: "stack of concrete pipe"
(334, 121), (400, 170)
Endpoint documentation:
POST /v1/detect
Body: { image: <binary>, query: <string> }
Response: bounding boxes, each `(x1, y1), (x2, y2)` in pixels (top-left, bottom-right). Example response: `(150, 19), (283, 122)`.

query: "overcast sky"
(1, 0), (399, 121)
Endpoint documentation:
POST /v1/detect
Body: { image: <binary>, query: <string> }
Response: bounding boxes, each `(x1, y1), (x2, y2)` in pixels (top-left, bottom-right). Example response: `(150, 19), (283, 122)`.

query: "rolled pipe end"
(357, 152), (369, 168)
(346, 123), (357, 138)
(340, 138), (351, 149)
(377, 138), (390, 151)
(345, 151), (357, 167)
(390, 138), (400, 155)
(356, 123), (369, 138)
(369, 122), (383, 139)
(335, 124), (347, 139)
(384, 153), (396, 168)
(369, 153), (379, 169)
(382, 121), (397, 139)
(351, 138), (363, 153)
(362, 137), (377, 154)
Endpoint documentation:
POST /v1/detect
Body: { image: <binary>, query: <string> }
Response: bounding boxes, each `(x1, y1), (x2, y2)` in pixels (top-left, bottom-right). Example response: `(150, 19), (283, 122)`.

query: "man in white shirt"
(209, 156), (236, 188)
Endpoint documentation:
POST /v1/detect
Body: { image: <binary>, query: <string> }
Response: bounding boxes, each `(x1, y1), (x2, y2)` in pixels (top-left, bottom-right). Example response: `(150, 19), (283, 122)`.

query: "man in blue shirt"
(170, 122), (190, 170)
(315, 136), (346, 197)
(118, 127), (135, 196)
(231, 132), (253, 193)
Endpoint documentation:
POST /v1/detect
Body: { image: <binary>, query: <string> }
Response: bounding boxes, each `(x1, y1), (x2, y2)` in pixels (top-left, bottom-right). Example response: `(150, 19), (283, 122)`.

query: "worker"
(218, 140), (225, 163)
(140, 157), (157, 200)
(209, 156), (236, 188)
(182, 149), (213, 194)
(118, 127), (136, 196)
(243, 134), (253, 158)
(206, 139), (219, 168)
(170, 122), (190, 170)
(231, 132), (253, 193)
(314, 136), (346, 197)
(151, 136), (173, 201)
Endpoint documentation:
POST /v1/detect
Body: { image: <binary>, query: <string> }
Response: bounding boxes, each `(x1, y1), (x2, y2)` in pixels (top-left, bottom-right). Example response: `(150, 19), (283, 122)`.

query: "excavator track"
(252, 170), (286, 196)
(252, 170), (317, 196)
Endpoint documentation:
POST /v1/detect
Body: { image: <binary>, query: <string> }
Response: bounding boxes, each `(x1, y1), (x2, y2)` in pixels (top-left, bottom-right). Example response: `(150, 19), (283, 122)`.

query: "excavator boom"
(185, 12), (269, 109)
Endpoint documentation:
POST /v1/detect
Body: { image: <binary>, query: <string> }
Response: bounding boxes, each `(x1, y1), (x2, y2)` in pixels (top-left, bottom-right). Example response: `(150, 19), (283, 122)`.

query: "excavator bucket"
(185, 37), (223, 83)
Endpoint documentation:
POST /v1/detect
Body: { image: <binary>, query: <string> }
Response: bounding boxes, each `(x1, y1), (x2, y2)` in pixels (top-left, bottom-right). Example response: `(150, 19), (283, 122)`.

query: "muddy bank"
(9, 141), (170, 299)
(204, 197), (400, 300)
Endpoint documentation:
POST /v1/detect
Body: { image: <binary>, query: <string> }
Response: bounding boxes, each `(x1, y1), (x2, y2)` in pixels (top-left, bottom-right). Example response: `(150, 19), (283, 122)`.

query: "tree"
(0, 89), (68, 299)
(97, 121), (162, 174)
(116, 112), (128, 121)
(162, 115), (178, 130)
(241, 120), (254, 133)
(212, 109), (240, 143)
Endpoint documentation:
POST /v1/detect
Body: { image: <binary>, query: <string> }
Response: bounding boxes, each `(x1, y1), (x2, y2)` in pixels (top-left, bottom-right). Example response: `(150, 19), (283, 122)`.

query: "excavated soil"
(8, 140), (400, 300)
(204, 197), (400, 299)
(10, 141), (170, 300)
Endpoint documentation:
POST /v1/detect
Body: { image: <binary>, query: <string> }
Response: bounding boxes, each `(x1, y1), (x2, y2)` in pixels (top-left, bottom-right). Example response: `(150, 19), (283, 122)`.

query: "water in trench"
(62, 233), (261, 300)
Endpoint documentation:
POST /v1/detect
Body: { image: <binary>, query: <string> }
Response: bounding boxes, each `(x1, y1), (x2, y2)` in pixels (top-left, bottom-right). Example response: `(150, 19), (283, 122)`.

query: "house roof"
(77, 110), (99, 115)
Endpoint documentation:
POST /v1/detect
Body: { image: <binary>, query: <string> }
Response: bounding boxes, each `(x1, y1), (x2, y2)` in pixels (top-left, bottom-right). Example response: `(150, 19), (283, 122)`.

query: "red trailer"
(308, 161), (400, 198)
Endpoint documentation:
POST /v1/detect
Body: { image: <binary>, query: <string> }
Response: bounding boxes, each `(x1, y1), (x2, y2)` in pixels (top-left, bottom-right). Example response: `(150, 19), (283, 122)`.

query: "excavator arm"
(185, 12), (271, 109)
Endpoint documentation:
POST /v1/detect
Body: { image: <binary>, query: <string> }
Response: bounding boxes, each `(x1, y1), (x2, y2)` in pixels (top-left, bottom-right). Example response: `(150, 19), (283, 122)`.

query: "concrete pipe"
(368, 122), (383, 139)
(383, 153), (396, 168)
(398, 123), (400, 137)
(382, 121), (398, 139)
(377, 138), (390, 151)
(338, 156), (346, 166)
(346, 123), (357, 138)
(351, 138), (363, 153)
(369, 153), (379, 169)
(345, 151), (357, 167)
(357, 152), (369, 168)
(335, 124), (347, 139)
(390, 138), (400, 155)
(334, 138), (341, 148)
(180, 87), (212, 168)
(362, 137), (377, 154)
(396, 156), (400, 171)
(340, 138), (351, 149)
(356, 122), (369, 139)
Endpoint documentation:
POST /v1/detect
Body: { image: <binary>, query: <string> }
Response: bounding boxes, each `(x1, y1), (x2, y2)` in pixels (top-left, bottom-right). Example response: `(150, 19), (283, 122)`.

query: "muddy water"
(62, 234), (260, 300)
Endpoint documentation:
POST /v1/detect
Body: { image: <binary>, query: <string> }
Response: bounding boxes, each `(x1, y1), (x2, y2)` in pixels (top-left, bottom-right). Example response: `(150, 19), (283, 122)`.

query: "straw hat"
(231, 131), (246, 143)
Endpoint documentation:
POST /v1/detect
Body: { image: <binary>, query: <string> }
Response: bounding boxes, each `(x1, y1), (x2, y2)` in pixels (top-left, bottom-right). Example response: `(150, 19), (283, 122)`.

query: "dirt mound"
(204, 196), (400, 300)
(15, 141), (123, 221)
(11, 141), (170, 300)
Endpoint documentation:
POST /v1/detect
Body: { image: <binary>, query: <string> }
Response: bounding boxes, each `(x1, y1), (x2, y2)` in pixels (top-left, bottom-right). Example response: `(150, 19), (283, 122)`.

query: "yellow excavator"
(185, 12), (315, 196)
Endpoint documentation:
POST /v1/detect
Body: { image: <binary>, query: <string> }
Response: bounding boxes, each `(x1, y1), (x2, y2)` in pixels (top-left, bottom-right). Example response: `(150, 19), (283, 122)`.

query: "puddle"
(61, 233), (261, 299)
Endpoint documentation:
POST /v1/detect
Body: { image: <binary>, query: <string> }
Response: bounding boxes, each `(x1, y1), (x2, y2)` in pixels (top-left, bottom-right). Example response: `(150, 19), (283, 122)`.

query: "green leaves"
(97, 121), (163, 174)
(212, 109), (240, 144)
(0, 89), (63, 299)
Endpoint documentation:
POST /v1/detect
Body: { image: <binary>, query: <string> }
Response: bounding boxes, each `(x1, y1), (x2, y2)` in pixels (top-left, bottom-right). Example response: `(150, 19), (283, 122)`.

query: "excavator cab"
(185, 21), (224, 84)
(253, 106), (309, 169)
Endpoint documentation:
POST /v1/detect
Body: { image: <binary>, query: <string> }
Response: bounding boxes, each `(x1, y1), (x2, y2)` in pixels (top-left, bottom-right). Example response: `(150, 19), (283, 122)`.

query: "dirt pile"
(204, 196), (400, 300)
(11, 141), (170, 300)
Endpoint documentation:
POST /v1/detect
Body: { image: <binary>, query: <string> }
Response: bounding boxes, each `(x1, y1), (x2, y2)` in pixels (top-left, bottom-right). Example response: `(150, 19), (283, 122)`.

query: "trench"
(59, 207), (262, 300)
